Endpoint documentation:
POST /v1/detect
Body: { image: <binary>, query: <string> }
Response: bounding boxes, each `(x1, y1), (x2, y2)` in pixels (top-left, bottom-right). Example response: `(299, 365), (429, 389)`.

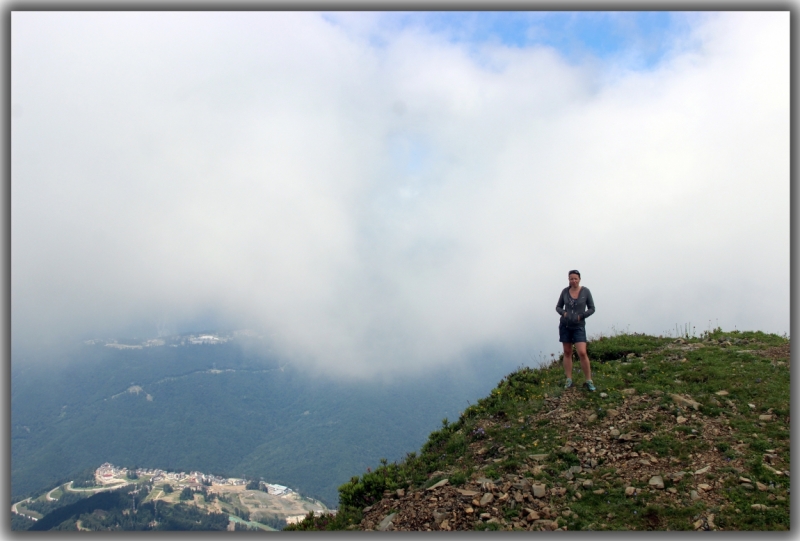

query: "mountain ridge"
(286, 329), (790, 531)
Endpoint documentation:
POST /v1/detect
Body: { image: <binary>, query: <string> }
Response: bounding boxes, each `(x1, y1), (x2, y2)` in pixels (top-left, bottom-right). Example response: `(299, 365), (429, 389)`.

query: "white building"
(265, 484), (289, 496)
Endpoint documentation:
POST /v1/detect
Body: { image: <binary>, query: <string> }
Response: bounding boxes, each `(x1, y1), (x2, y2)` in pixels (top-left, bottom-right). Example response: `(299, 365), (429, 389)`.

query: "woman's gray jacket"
(556, 287), (595, 328)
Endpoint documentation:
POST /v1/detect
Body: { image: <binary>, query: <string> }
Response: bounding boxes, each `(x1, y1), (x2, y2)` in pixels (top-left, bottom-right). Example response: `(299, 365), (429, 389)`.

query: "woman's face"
(569, 273), (580, 288)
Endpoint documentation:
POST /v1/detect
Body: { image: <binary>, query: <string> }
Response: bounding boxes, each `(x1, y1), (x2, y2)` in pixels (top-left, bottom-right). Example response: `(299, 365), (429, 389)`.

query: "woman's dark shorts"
(559, 324), (587, 344)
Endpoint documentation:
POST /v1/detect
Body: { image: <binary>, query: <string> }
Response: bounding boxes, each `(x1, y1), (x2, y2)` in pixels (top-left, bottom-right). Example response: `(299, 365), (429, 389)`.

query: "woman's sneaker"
(583, 380), (596, 392)
(564, 378), (573, 389)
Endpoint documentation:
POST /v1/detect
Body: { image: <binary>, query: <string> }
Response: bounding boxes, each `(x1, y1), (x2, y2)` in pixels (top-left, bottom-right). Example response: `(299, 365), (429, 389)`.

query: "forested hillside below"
(12, 337), (520, 506)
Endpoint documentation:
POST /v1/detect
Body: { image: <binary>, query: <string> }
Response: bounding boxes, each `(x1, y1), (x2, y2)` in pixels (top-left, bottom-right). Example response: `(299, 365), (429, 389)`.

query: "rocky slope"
(290, 330), (790, 531)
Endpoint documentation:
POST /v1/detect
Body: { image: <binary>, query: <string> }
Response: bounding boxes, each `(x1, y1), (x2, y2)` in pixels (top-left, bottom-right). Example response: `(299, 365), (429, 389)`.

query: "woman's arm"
(556, 290), (567, 316)
(582, 289), (595, 319)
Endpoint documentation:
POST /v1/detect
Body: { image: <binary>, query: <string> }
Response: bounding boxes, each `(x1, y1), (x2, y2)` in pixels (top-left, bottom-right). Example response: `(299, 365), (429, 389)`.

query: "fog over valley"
(12, 12), (788, 376)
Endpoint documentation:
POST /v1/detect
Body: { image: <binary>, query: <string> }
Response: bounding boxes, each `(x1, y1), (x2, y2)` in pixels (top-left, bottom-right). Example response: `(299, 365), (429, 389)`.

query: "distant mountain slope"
(11, 336), (520, 506)
(26, 484), (230, 531)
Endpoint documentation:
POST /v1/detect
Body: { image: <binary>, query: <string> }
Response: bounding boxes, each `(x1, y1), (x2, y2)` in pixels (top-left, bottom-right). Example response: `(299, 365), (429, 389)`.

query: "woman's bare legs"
(562, 342), (573, 379)
(563, 342), (592, 382)
(575, 342), (592, 381)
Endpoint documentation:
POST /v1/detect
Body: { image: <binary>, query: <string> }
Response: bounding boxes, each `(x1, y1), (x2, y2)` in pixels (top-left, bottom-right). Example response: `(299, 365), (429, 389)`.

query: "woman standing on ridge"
(556, 270), (596, 391)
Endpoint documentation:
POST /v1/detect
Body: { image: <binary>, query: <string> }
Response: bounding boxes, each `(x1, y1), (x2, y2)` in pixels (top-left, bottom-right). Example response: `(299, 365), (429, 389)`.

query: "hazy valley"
(11, 331), (520, 507)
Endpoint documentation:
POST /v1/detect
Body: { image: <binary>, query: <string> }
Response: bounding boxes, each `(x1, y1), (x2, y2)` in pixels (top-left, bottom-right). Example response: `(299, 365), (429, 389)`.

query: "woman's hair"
(568, 270), (580, 277)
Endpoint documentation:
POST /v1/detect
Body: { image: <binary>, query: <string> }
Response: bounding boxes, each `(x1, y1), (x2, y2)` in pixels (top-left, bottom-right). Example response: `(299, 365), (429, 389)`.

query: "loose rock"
(426, 479), (449, 491)
(671, 393), (701, 410)
(377, 513), (397, 531)
(648, 476), (665, 490)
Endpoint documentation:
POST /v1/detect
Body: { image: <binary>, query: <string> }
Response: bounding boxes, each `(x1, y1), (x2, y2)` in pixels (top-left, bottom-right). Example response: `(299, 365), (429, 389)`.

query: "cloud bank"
(12, 12), (789, 377)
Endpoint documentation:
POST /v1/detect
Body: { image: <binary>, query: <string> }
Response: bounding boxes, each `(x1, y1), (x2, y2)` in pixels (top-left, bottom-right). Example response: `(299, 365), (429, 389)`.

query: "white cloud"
(12, 12), (789, 377)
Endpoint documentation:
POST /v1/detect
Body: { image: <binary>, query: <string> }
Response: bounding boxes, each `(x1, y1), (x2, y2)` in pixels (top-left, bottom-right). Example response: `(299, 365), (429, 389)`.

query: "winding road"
(11, 497), (38, 522)
(63, 480), (128, 493)
(12, 480), (130, 523)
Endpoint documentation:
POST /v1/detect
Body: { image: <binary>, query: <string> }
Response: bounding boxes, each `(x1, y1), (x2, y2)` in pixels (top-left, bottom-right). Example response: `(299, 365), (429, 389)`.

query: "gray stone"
(533, 519), (558, 530)
(532, 484), (546, 498)
(671, 393), (700, 410)
(377, 513), (397, 531)
(528, 454), (549, 462)
(690, 490), (700, 501)
(426, 479), (449, 491)
(526, 509), (540, 521)
(569, 465), (583, 474)
(479, 493), (494, 506)
(481, 480), (497, 492)
(648, 476), (665, 490)
(512, 480), (531, 492)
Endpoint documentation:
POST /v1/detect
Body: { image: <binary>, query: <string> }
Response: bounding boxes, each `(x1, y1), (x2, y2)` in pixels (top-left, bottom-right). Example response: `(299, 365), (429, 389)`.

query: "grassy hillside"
(287, 328), (790, 531)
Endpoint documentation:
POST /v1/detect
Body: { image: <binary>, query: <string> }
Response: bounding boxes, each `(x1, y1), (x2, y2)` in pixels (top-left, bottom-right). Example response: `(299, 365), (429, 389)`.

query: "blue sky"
(335, 11), (695, 70)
